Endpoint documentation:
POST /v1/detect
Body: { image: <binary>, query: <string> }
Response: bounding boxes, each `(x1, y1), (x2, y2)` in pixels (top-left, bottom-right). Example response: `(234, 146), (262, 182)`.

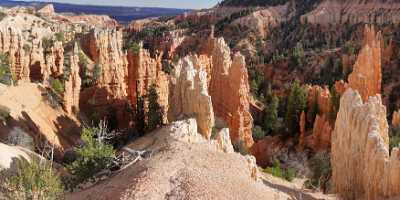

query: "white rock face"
(332, 88), (400, 200)
(169, 56), (215, 139)
(0, 142), (32, 171)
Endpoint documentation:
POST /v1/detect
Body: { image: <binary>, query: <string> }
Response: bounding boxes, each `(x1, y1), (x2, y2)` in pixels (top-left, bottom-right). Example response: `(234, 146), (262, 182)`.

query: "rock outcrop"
(67, 119), (293, 200)
(169, 56), (215, 138)
(332, 88), (400, 200)
(348, 25), (382, 102)
(209, 38), (254, 149)
(392, 110), (400, 127)
(63, 44), (81, 115)
(126, 46), (169, 122)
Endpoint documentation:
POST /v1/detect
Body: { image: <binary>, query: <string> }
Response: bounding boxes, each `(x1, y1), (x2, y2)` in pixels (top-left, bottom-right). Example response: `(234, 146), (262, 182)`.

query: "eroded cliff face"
(302, 0), (400, 25)
(348, 25), (382, 102)
(169, 56), (215, 138)
(209, 38), (254, 149)
(80, 28), (131, 127)
(63, 44), (81, 115)
(126, 46), (169, 123)
(332, 88), (400, 200)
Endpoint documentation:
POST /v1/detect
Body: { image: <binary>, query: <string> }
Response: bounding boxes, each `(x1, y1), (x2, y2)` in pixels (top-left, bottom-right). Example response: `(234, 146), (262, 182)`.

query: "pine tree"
(285, 80), (308, 135)
(135, 95), (146, 135)
(263, 87), (279, 134)
(146, 84), (163, 132)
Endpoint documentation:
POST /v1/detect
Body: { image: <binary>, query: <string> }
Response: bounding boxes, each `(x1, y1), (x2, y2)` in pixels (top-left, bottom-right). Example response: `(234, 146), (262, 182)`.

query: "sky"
(19, 0), (222, 9)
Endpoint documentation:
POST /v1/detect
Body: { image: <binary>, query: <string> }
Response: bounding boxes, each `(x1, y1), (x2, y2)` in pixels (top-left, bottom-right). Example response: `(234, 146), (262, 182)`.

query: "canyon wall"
(63, 44), (81, 115)
(332, 89), (400, 200)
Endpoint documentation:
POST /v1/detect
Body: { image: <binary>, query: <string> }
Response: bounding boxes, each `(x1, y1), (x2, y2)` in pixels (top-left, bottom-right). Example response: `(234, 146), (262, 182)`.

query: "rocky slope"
(67, 118), (329, 200)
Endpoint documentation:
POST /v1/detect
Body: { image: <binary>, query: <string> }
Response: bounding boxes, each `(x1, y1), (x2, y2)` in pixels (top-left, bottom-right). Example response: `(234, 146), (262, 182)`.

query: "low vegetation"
(0, 105), (11, 121)
(305, 152), (332, 192)
(263, 160), (296, 182)
(1, 157), (64, 200)
(0, 53), (15, 85)
(50, 78), (65, 94)
(285, 81), (308, 135)
(66, 124), (115, 187)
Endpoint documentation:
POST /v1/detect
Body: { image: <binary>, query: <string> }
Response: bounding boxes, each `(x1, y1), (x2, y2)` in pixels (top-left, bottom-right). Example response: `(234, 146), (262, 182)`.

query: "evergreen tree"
(263, 87), (279, 134)
(135, 95), (146, 135)
(146, 84), (163, 132)
(285, 80), (308, 135)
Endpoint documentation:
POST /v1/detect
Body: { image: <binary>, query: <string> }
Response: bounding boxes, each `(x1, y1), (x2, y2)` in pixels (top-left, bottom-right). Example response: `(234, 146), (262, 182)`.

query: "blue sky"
(20, 0), (222, 9)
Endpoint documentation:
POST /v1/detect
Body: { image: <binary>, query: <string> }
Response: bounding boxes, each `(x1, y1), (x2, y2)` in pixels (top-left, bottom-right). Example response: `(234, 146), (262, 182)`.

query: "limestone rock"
(348, 25), (382, 102)
(209, 38), (254, 149)
(169, 56), (214, 138)
(332, 88), (400, 200)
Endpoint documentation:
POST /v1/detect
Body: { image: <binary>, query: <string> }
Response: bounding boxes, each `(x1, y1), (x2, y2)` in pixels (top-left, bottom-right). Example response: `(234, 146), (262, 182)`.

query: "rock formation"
(169, 56), (215, 138)
(393, 110), (400, 127)
(80, 28), (130, 127)
(37, 4), (55, 16)
(348, 25), (382, 102)
(126, 45), (169, 122)
(209, 38), (254, 149)
(307, 85), (331, 116)
(332, 88), (400, 200)
(309, 114), (332, 151)
(63, 44), (81, 115)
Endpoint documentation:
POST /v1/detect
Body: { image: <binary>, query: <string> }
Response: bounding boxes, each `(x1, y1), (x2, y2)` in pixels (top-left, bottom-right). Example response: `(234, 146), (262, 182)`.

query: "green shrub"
(55, 31), (65, 42)
(263, 88), (279, 134)
(0, 105), (11, 121)
(390, 126), (400, 151)
(252, 125), (265, 141)
(0, 53), (14, 85)
(0, 12), (6, 21)
(2, 157), (64, 200)
(50, 78), (64, 94)
(129, 42), (141, 54)
(263, 160), (296, 182)
(67, 126), (115, 185)
(306, 152), (332, 191)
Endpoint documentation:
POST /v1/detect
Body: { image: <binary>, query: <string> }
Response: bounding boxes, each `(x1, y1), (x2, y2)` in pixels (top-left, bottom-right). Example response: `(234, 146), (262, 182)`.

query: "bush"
(263, 88), (279, 134)
(0, 53), (15, 85)
(263, 160), (296, 182)
(252, 125), (265, 141)
(0, 12), (6, 21)
(0, 105), (11, 121)
(50, 78), (64, 94)
(305, 152), (332, 191)
(2, 157), (64, 200)
(390, 126), (400, 152)
(55, 31), (65, 42)
(66, 126), (115, 185)
(129, 42), (141, 54)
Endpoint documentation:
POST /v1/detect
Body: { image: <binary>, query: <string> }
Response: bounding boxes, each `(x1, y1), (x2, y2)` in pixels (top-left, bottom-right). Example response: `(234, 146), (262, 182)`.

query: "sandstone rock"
(348, 25), (382, 102)
(126, 45), (169, 123)
(169, 56), (214, 138)
(214, 128), (234, 153)
(309, 114), (332, 151)
(332, 88), (400, 200)
(63, 44), (81, 115)
(392, 110), (400, 127)
(307, 85), (331, 116)
(209, 38), (254, 149)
